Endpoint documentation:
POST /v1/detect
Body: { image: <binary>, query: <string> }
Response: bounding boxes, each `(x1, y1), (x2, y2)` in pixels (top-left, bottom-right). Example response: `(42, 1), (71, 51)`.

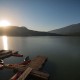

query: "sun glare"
(0, 20), (11, 27)
(2, 36), (8, 50)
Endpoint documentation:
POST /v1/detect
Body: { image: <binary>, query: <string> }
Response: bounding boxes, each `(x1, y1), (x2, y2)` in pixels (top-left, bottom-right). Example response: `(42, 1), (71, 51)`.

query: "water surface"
(0, 36), (80, 80)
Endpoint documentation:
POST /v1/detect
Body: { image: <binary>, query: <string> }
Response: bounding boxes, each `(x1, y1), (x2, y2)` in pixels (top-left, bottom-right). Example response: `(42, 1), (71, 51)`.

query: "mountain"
(0, 26), (59, 36)
(49, 23), (80, 36)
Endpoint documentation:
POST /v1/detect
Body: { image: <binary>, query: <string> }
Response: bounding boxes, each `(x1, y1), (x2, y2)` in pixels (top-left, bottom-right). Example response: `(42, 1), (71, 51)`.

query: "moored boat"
(5, 56), (31, 69)
(12, 54), (23, 57)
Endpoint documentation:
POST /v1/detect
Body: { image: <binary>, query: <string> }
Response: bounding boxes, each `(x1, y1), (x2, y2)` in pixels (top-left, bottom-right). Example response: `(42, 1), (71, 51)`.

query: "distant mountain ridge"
(0, 26), (59, 36)
(49, 23), (80, 36)
(1, 23), (80, 36)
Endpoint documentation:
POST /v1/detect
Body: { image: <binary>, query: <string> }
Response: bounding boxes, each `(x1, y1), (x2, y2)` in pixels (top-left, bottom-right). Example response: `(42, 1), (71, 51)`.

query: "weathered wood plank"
(28, 56), (47, 70)
(17, 67), (32, 80)
(32, 70), (49, 78)
(0, 50), (12, 55)
(31, 70), (49, 80)
(0, 53), (11, 59)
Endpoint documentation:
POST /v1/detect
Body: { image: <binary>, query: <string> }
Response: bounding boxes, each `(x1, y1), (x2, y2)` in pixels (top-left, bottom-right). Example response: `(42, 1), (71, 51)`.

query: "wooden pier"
(0, 50), (12, 59)
(9, 56), (47, 71)
(0, 52), (49, 80)
(28, 56), (47, 70)
(17, 67), (32, 80)
(11, 56), (49, 80)
(31, 70), (49, 80)
(0, 50), (21, 59)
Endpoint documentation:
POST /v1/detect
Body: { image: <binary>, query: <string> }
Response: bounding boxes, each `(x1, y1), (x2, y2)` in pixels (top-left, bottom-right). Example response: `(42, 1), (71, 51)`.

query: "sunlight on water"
(2, 36), (8, 50)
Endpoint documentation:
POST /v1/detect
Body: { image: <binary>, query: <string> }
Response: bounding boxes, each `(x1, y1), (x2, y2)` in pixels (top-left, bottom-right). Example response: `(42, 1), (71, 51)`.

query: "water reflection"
(2, 36), (8, 50)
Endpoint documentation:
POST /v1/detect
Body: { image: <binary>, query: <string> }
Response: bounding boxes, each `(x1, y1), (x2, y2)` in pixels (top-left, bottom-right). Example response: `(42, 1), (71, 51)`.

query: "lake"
(0, 36), (80, 80)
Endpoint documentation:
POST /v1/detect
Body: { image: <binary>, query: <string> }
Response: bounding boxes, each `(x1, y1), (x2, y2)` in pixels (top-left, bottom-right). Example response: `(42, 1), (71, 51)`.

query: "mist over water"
(0, 36), (80, 80)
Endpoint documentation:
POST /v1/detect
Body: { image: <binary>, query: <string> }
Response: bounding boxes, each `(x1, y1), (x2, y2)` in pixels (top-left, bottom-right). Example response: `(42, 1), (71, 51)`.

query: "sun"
(0, 20), (11, 27)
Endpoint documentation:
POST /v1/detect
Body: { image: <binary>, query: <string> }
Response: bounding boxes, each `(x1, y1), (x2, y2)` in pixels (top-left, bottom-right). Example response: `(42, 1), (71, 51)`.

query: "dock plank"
(31, 70), (49, 80)
(9, 56), (49, 80)
(0, 50), (12, 55)
(17, 67), (32, 80)
(0, 53), (11, 59)
(28, 56), (47, 70)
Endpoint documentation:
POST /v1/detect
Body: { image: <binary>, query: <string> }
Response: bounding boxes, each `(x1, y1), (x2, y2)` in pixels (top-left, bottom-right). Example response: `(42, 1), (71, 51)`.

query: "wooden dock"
(10, 56), (47, 71)
(0, 50), (21, 59)
(31, 70), (49, 80)
(28, 56), (47, 70)
(2, 55), (49, 80)
(0, 50), (12, 55)
(0, 52), (12, 59)
(10, 56), (49, 80)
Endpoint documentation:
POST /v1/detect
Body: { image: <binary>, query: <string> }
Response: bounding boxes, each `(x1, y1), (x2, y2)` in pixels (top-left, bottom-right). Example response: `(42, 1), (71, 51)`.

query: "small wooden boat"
(12, 54), (23, 57)
(5, 56), (31, 69)
(19, 60), (31, 65)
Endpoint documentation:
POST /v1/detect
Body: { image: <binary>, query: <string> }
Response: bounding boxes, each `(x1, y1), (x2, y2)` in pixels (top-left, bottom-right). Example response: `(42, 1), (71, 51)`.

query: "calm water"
(0, 36), (80, 80)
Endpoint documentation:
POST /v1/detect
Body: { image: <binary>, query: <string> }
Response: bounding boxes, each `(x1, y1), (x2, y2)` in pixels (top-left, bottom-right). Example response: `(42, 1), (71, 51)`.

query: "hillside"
(0, 26), (59, 36)
(49, 23), (80, 36)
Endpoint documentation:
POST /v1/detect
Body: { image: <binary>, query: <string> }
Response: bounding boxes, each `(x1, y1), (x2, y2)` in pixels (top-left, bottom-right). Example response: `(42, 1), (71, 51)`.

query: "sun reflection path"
(2, 36), (8, 50)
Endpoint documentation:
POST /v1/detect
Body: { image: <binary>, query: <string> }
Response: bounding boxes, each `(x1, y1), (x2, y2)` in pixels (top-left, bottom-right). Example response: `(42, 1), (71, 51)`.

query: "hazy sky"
(0, 0), (80, 31)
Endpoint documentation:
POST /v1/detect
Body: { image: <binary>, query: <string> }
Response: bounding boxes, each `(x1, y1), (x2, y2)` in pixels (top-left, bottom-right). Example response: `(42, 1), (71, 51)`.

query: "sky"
(0, 0), (80, 31)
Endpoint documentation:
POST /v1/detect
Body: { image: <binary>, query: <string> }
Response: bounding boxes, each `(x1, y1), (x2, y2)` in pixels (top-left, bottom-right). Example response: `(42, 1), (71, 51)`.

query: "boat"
(12, 54), (23, 57)
(19, 60), (31, 65)
(5, 59), (31, 69)
(16, 56), (31, 65)
(5, 56), (31, 69)
(6, 64), (23, 69)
